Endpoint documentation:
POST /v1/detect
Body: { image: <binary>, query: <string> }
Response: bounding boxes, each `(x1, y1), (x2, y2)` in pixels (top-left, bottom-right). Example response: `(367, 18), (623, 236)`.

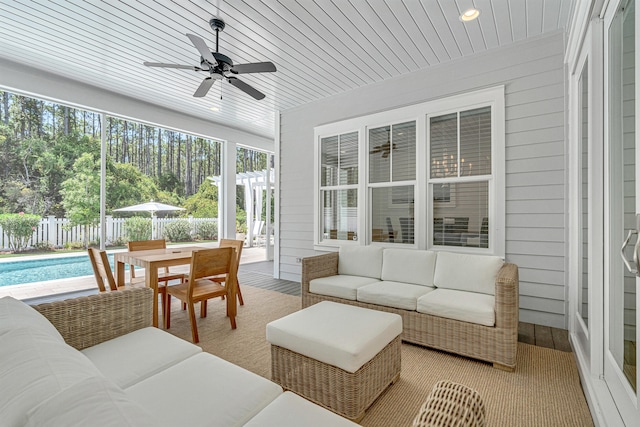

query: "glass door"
(605, 0), (640, 422)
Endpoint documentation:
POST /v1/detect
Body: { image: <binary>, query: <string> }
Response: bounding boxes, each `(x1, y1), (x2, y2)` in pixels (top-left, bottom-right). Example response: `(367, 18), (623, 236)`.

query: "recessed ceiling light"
(460, 8), (480, 22)
(209, 106), (220, 112)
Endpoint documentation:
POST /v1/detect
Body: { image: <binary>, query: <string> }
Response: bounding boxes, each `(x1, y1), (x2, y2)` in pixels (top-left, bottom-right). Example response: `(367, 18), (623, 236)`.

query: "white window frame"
(313, 86), (505, 256)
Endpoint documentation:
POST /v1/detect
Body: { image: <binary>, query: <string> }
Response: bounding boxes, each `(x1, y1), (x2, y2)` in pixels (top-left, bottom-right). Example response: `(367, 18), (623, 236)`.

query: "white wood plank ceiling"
(0, 0), (575, 140)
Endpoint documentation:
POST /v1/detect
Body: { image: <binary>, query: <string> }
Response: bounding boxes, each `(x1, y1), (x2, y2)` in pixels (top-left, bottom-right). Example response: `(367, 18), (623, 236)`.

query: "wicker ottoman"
(266, 301), (402, 421)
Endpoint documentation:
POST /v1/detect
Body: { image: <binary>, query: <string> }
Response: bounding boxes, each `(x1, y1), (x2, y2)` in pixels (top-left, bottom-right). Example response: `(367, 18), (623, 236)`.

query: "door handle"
(620, 214), (640, 276)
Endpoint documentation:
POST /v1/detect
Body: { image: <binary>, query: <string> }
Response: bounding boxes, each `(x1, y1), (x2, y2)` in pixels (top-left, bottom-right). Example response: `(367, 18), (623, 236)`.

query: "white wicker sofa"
(302, 246), (519, 370)
(0, 287), (357, 427)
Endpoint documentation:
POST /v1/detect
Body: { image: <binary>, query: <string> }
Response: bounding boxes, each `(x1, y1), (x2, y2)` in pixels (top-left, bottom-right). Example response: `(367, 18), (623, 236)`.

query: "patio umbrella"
(113, 201), (185, 215)
(114, 200), (185, 239)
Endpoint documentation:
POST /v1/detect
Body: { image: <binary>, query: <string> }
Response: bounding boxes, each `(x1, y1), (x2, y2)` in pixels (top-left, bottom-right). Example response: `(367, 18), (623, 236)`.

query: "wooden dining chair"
(179, 239), (244, 313)
(87, 247), (170, 323)
(165, 247), (238, 343)
(213, 239), (244, 306)
(127, 239), (186, 286)
(87, 247), (120, 292)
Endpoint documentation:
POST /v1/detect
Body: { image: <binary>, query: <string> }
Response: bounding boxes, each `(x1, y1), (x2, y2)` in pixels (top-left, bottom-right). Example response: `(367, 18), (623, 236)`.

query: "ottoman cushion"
(266, 301), (402, 373)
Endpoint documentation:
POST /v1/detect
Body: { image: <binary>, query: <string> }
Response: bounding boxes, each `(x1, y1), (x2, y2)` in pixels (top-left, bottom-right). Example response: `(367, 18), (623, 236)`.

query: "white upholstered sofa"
(302, 246), (519, 370)
(0, 287), (357, 427)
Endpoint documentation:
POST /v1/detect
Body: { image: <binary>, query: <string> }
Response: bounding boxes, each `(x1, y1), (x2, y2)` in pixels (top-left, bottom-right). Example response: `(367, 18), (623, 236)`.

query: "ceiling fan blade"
(143, 62), (200, 71)
(227, 77), (265, 100)
(193, 77), (215, 98)
(230, 62), (277, 74)
(186, 33), (217, 64)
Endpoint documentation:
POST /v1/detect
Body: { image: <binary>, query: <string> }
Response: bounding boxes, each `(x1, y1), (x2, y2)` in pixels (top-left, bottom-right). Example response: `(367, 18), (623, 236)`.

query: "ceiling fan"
(143, 18), (276, 100)
(370, 142), (397, 158)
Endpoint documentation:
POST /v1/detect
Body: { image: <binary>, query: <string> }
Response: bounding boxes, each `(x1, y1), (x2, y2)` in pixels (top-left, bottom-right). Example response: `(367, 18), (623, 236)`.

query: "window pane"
(392, 121), (416, 181)
(430, 113), (458, 178)
(369, 126), (391, 183)
(433, 181), (488, 248)
(460, 107), (492, 176)
(339, 131), (358, 185)
(371, 186), (414, 244)
(322, 189), (358, 241)
(321, 136), (338, 186)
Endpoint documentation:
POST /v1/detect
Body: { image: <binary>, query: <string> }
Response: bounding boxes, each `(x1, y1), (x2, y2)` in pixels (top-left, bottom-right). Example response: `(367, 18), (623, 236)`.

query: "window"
(429, 107), (492, 249)
(319, 132), (358, 242)
(313, 86), (504, 255)
(369, 121), (416, 244)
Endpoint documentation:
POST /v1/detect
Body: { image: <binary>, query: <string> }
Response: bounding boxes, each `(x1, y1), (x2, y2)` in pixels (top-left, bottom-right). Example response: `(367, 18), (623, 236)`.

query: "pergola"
(209, 169), (274, 249)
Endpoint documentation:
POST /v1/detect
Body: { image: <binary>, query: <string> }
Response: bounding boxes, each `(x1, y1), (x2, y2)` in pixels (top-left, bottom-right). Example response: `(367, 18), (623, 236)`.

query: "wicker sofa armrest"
(301, 252), (339, 294)
(494, 262), (519, 330)
(32, 287), (153, 351)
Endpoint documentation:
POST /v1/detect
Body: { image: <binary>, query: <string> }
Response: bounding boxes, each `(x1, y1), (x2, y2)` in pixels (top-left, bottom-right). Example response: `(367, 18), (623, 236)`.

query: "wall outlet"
(296, 257), (302, 263)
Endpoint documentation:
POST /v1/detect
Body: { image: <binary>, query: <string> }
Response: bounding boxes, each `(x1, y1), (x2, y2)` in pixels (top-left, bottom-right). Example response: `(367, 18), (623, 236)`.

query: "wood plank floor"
(25, 260), (574, 353)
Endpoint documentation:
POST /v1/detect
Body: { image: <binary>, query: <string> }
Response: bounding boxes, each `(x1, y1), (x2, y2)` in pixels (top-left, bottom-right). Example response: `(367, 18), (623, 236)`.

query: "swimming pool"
(0, 254), (129, 287)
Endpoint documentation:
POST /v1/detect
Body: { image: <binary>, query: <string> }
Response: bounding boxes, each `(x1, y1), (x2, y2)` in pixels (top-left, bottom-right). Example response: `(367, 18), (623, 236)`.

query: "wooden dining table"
(114, 246), (208, 327)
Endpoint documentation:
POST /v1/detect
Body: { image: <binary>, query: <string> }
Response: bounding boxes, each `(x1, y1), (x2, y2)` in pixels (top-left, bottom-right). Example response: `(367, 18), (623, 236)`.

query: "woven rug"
(162, 285), (593, 426)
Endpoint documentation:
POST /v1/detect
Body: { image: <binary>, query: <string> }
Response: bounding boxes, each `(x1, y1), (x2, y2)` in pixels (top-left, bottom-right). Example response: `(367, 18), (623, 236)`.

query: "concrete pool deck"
(0, 244), (270, 300)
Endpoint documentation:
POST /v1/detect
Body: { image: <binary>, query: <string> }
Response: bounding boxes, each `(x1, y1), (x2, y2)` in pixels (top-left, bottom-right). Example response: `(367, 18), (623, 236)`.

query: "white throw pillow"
(338, 246), (384, 279)
(0, 296), (63, 340)
(381, 249), (437, 286)
(433, 251), (503, 295)
(0, 328), (102, 427)
(25, 376), (159, 427)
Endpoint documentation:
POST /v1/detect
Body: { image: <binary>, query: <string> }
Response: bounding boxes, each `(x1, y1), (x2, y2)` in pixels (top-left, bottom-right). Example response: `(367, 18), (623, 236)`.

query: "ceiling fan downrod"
(209, 18), (225, 53)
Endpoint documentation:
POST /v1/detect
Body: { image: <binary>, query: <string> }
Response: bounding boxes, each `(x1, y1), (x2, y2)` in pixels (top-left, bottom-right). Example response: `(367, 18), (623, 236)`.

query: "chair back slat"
(88, 248), (117, 292)
(219, 239), (243, 271)
(189, 247), (234, 281)
(128, 239), (167, 251)
(128, 239), (169, 277)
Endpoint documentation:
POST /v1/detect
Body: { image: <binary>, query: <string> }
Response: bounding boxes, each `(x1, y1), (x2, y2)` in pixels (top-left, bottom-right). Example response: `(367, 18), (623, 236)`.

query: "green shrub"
(163, 220), (192, 242)
(193, 221), (217, 240)
(0, 212), (41, 252)
(64, 241), (85, 250)
(109, 236), (128, 247)
(124, 217), (152, 242)
(33, 240), (54, 251)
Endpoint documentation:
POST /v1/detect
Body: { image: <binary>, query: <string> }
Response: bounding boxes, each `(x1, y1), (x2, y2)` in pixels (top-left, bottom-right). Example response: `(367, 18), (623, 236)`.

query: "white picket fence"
(0, 216), (217, 249)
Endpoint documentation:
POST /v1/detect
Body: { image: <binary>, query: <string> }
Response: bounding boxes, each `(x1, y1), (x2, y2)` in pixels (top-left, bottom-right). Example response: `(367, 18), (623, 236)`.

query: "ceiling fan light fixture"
(460, 8), (480, 22)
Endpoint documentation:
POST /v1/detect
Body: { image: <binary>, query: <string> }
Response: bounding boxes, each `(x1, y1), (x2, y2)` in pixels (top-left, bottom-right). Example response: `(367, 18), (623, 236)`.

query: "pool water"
(0, 254), (129, 287)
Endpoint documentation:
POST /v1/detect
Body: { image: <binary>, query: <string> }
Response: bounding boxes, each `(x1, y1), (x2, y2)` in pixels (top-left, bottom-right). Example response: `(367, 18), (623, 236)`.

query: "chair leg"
(182, 302), (186, 311)
(188, 301), (199, 343)
(201, 300), (207, 318)
(165, 294), (171, 330)
(160, 288), (166, 327)
(237, 282), (244, 306)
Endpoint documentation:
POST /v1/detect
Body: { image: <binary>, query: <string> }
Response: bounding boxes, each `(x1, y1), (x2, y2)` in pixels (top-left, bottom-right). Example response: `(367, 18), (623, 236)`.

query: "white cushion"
(126, 353), (282, 427)
(338, 245), (384, 279)
(357, 281), (434, 311)
(417, 289), (495, 326)
(266, 301), (402, 373)
(381, 249), (437, 286)
(25, 376), (159, 427)
(81, 327), (202, 389)
(0, 328), (102, 427)
(245, 391), (358, 427)
(433, 251), (503, 295)
(0, 296), (63, 340)
(309, 275), (380, 300)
